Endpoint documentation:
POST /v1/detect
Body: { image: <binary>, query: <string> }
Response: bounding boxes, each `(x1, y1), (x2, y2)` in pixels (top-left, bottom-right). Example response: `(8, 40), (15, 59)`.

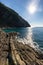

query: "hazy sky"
(0, 0), (43, 27)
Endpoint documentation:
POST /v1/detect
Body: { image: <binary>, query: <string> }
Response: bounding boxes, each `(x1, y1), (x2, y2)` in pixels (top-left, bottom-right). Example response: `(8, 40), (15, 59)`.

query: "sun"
(29, 5), (36, 14)
(27, 4), (37, 14)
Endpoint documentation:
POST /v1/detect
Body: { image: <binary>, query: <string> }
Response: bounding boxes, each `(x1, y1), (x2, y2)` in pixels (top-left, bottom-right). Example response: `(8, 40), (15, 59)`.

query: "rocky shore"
(0, 29), (43, 65)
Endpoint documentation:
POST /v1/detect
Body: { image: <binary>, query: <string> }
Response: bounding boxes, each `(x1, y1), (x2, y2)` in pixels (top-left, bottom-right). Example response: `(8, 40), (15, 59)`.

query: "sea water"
(3, 27), (43, 52)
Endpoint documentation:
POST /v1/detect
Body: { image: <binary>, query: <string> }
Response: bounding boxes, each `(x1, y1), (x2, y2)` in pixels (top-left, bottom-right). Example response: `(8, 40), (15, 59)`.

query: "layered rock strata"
(0, 29), (43, 65)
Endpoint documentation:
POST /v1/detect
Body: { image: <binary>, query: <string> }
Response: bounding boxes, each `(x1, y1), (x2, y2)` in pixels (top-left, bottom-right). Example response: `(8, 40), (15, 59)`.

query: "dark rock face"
(0, 3), (30, 27)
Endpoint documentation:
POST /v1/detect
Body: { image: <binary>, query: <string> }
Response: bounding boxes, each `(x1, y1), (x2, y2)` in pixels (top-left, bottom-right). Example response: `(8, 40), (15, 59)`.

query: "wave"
(17, 27), (43, 53)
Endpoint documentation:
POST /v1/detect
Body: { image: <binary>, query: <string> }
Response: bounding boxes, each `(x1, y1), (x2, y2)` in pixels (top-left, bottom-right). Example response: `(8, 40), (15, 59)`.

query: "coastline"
(0, 29), (43, 65)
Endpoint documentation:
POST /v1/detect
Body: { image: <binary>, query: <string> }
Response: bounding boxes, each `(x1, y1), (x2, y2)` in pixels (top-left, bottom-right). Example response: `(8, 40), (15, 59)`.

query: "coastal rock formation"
(0, 29), (43, 65)
(0, 29), (9, 65)
(0, 3), (30, 27)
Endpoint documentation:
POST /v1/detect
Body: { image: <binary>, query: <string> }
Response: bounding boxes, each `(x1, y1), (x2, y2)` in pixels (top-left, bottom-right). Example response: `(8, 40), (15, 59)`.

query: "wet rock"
(0, 29), (43, 65)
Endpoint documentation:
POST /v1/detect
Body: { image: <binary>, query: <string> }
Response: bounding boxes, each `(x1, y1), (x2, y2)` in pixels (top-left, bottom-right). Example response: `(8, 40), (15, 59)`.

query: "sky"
(0, 0), (43, 27)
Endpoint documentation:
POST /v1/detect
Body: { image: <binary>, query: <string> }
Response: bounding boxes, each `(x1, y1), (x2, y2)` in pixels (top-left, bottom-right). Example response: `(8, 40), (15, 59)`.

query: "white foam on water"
(26, 27), (34, 47)
(17, 27), (42, 52)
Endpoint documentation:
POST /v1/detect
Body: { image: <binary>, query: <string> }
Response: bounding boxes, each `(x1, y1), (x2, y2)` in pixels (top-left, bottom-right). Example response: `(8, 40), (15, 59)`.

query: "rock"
(0, 29), (43, 65)
(0, 3), (30, 27)
(0, 29), (9, 65)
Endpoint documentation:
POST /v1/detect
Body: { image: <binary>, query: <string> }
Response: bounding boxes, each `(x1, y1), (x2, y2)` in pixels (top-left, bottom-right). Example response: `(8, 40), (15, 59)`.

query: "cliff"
(0, 3), (30, 27)
(0, 29), (43, 65)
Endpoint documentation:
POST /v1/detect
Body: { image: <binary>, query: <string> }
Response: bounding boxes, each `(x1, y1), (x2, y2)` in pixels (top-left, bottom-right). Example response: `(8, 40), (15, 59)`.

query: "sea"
(3, 27), (43, 53)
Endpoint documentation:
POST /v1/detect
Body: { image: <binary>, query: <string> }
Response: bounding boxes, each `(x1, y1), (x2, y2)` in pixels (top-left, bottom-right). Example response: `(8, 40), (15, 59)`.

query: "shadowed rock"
(0, 3), (30, 27)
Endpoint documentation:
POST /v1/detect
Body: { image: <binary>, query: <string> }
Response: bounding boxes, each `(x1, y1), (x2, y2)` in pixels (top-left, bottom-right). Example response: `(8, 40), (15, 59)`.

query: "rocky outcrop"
(0, 29), (43, 65)
(0, 3), (30, 27)
(0, 29), (9, 65)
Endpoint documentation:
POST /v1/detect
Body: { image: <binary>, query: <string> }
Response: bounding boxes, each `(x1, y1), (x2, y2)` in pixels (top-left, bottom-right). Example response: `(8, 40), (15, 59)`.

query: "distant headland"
(0, 3), (30, 28)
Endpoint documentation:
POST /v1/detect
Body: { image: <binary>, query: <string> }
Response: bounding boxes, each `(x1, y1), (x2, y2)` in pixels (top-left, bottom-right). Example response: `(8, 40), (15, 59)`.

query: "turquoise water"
(3, 27), (43, 51)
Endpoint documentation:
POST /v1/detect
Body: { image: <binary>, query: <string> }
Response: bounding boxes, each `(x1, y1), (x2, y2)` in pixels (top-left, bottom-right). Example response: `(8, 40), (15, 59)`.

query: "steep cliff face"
(0, 3), (30, 27)
(0, 29), (43, 65)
